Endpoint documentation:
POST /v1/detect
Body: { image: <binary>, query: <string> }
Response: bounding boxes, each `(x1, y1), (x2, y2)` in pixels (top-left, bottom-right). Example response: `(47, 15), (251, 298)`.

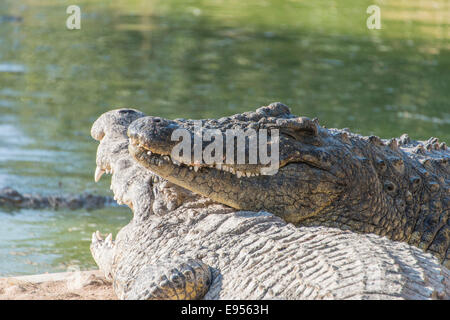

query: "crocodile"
(125, 102), (449, 266)
(90, 107), (449, 300)
(0, 187), (115, 211)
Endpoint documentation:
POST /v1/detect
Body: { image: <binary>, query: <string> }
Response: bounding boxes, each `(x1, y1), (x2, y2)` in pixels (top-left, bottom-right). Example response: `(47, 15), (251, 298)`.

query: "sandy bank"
(0, 270), (116, 300)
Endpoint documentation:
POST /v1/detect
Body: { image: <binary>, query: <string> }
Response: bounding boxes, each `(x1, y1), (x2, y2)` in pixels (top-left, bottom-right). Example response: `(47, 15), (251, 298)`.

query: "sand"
(0, 270), (116, 300)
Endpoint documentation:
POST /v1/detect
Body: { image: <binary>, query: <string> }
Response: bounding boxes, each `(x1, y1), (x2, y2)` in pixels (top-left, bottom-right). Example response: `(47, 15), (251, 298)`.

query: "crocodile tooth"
(236, 171), (242, 178)
(163, 156), (170, 161)
(95, 230), (103, 241)
(194, 166), (199, 172)
(105, 233), (112, 244)
(94, 166), (105, 182)
(147, 151), (152, 155)
(246, 172), (251, 177)
(91, 232), (97, 243)
(189, 166), (193, 170)
(215, 163), (222, 170)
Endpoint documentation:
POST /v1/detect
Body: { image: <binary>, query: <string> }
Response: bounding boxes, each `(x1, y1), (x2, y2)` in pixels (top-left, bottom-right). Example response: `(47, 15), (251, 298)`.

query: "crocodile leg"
(91, 230), (211, 300)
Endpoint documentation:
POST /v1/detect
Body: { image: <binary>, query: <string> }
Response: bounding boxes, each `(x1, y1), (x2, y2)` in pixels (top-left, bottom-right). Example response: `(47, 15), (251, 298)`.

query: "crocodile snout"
(128, 116), (181, 155)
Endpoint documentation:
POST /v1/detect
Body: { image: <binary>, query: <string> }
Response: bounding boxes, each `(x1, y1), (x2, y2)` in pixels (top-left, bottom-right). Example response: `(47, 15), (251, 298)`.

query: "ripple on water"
(397, 111), (450, 125)
(0, 63), (25, 73)
(0, 122), (31, 147)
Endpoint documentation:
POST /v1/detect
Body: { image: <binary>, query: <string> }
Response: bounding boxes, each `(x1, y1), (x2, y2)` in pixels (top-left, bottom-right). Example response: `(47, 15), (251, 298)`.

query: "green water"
(0, 0), (448, 276)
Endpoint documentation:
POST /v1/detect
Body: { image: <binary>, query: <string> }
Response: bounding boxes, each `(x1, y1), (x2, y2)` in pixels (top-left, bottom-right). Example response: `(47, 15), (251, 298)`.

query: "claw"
(95, 166), (105, 182)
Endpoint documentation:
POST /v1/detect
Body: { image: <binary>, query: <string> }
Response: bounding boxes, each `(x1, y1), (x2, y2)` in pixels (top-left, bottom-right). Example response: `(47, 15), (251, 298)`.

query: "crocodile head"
(0, 187), (24, 207)
(127, 103), (355, 224)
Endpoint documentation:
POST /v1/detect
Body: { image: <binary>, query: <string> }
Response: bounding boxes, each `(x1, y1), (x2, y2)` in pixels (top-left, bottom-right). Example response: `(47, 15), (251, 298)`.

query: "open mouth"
(94, 162), (162, 206)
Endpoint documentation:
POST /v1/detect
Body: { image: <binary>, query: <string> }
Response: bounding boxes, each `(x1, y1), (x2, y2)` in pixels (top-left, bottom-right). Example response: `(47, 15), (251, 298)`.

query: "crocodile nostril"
(118, 109), (136, 114)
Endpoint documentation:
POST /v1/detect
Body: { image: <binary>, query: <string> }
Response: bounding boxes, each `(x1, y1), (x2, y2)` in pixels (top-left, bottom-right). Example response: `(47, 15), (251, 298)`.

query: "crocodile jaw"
(128, 140), (343, 224)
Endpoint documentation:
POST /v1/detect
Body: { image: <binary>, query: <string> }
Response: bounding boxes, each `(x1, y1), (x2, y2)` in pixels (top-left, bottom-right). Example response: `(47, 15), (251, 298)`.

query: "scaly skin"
(126, 103), (449, 266)
(89, 109), (449, 300)
(0, 187), (115, 211)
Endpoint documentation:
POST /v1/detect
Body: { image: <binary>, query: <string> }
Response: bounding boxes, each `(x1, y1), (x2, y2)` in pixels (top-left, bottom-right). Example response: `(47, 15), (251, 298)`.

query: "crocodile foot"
(124, 258), (212, 300)
(91, 229), (212, 300)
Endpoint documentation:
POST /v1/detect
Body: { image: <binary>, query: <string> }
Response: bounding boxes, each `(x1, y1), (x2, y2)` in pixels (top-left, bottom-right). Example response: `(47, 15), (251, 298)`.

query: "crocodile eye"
(275, 118), (321, 146)
(276, 117), (318, 137)
(280, 130), (299, 141)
